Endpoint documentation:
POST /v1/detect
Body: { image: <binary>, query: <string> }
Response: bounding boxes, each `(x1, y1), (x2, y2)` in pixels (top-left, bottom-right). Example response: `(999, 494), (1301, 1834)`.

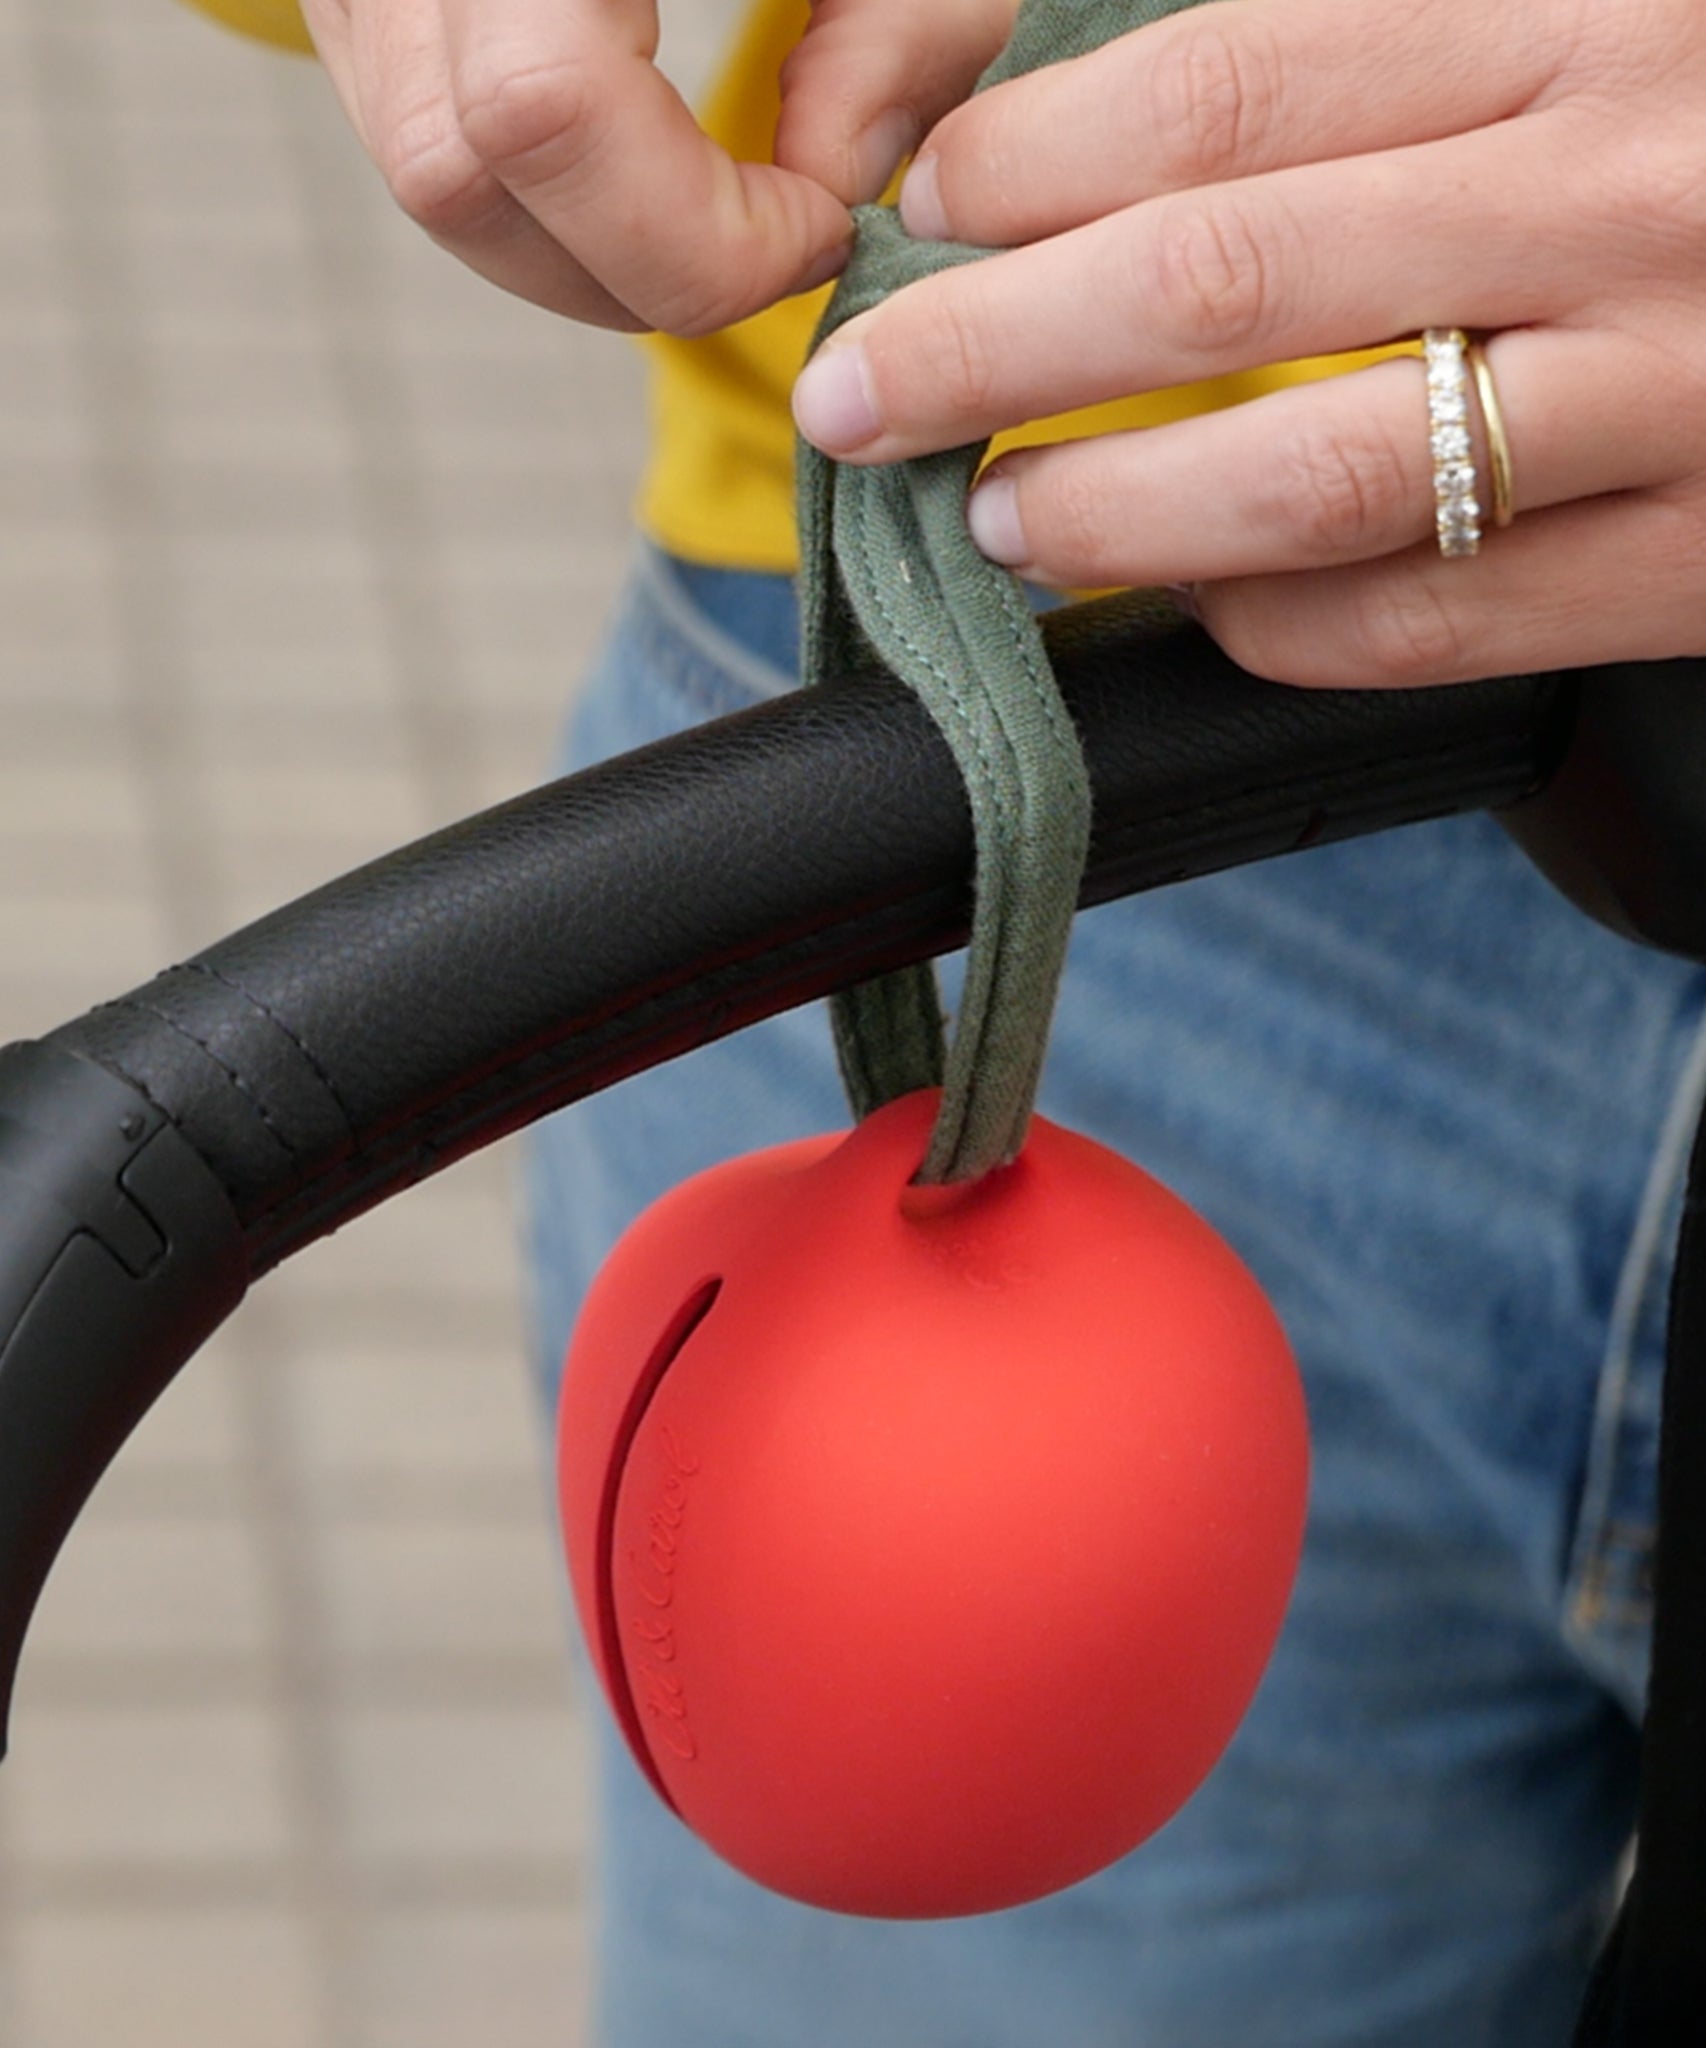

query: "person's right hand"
(299, 0), (1015, 337)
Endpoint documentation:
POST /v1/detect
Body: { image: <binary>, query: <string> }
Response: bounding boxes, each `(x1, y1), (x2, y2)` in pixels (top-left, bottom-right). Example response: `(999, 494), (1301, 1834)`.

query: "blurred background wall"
(0, 2), (732, 2040)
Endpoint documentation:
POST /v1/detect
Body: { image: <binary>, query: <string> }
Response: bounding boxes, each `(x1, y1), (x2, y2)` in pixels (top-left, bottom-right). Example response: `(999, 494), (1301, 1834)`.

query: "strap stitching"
(847, 482), (1017, 839)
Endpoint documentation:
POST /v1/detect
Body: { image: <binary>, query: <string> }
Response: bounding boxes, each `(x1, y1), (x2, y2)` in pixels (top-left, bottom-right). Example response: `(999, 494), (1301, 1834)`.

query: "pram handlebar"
(3, 590), (1700, 1761)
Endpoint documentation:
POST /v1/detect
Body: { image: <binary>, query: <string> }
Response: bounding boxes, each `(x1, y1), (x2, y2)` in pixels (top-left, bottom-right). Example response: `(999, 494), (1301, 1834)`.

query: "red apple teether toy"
(557, 1088), (1307, 1918)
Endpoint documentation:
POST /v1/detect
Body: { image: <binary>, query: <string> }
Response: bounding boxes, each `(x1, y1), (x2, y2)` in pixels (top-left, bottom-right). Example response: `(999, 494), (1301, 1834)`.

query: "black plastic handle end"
(1501, 658), (1706, 963)
(0, 1041), (247, 1755)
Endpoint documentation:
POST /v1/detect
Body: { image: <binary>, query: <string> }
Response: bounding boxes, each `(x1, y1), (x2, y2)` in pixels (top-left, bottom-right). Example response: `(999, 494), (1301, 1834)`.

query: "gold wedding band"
(1466, 335), (1516, 530)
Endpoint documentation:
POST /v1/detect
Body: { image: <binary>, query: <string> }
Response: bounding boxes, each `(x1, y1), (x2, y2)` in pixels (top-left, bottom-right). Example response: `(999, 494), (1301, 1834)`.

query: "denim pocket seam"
(1564, 1004), (1706, 1647)
(631, 545), (796, 718)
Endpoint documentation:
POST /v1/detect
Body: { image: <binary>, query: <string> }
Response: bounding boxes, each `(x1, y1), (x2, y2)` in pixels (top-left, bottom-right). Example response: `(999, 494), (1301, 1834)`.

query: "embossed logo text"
(626, 1426), (701, 1760)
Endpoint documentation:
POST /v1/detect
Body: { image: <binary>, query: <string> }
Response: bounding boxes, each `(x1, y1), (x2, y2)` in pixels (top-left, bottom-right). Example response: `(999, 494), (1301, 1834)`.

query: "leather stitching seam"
(104, 997), (304, 1168)
(179, 960), (358, 1140)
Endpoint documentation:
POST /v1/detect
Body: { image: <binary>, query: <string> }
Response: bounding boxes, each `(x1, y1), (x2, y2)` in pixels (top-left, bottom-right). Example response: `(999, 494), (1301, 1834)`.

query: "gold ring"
(1423, 328), (1482, 558)
(1466, 336), (1515, 529)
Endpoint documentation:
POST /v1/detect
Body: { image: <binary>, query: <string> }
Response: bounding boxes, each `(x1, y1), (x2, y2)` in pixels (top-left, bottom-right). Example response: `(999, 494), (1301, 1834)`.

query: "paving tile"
(436, 577), (603, 677)
(332, 1703), (589, 1866)
(13, 1906), (321, 2048)
(109, 0), (293, 83)
(0, 757), (148, 840)
(311, 1521), (571, 1664)
(0, 323), (83, 437)
(356, 1905), (590, 2048)
(148, 395), (351, 475)
(0, 117), (54, 212)
(441, 533), (631, 602)
(285, 1329), (547, 1489)
(180, 638), (404, 713)
(27, 1514), (272, 1663)
(0, 636), (126, 709)
(0, 454), (99, 533)
(125, 1326), (252, 1471)
(0, 107), (48, 200)
(176, 570), (391, 671)
(132, 232), (322, 348)
(471, 722), (570, 812)
(0, 895), (173, 994)
(155, 460), (363, 545)
(0, 695), (128, 762)
(452, 635), (608, 728)
(186, 697), (407, 770)
(76, 1463), (252, 1524)
(0, 840), (161, 899)
(0, 550), (121, 651)
(142, 321), (339, 404)
(214, 836), (420, 936)
(371, 249), (582, 364)
(0, 974), (133, 1046)
(394, 352), (593, 467)
(415, 462), (592, 548)
(201, 758), (428, 846)
(0, 233), (73, 318)
(3, 1705), (295, 1865)
(108, 118), (302, 238)
(281, 1170), (523, 1310)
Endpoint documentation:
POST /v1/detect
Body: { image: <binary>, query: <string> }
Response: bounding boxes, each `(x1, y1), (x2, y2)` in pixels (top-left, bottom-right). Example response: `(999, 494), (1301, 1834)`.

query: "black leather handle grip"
(36, 602), (1572, 1276)
(0, 596), (1582, 1752)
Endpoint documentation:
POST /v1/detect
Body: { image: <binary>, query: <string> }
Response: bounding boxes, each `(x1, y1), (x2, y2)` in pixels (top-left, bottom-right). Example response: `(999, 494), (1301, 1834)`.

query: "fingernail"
(967, 473), (1029, 567)
(1165, 582), (1201, 623)
(793, 341), (881, 453)
(799, 235), (853, 294)
(853, 107), (921, 203)
(899, 152), (949, 240)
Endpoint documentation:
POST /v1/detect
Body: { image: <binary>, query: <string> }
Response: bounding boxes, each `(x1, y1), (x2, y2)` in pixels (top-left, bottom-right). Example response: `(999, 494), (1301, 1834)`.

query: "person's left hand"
(790, 0), (1706, 688)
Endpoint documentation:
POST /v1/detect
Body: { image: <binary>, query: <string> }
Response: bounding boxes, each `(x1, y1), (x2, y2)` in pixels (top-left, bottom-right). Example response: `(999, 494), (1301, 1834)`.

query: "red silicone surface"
(557, 1089), (1308, 1918)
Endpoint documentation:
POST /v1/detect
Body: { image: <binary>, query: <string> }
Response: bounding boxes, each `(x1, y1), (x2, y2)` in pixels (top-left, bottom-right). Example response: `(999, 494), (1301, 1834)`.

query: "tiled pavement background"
(0, 2), (734, 2041)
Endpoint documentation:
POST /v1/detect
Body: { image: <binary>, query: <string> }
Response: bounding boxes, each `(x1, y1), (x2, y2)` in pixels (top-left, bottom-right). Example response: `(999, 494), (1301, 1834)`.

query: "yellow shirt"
(176, 0), (315, 56)
(182, 0), (1402, 573)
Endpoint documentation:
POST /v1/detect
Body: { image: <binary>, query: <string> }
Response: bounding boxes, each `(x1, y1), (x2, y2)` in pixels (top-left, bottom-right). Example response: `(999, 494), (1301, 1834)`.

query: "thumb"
(774, 0), (1021, 206)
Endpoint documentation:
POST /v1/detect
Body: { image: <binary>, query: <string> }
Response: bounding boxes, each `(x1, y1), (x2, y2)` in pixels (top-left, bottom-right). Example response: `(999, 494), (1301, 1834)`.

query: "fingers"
(774, 0), (1021, 205)
(793, 115), (1604, 462)
(435, 0), (852, 335)
(310, 0), (854, 335)
(897, 0), (1582, 247)
(346, 0), (640, 327)
(1196, 482), (1706, 690)
(961, 328), (1696, 589)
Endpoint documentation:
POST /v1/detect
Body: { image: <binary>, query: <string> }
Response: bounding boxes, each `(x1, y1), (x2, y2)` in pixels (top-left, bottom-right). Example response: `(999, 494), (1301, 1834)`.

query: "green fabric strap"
(797, 0), (1210, 1185)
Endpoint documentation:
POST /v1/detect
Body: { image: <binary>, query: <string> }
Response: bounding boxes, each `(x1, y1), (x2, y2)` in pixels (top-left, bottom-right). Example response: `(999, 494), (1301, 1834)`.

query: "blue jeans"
(526, 545), (1706, 2048)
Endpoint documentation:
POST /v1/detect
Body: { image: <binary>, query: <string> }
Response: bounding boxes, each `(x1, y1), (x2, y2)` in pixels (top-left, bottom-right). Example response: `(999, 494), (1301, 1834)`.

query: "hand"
(772, 0), (1019, 210)
(791, 0), (1706, 687)
(299, 0), (1015, 336)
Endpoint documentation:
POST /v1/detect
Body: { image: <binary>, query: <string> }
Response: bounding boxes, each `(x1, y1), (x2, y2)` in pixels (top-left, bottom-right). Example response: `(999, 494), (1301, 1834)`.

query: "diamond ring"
(1424, 328), (1483, 559)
